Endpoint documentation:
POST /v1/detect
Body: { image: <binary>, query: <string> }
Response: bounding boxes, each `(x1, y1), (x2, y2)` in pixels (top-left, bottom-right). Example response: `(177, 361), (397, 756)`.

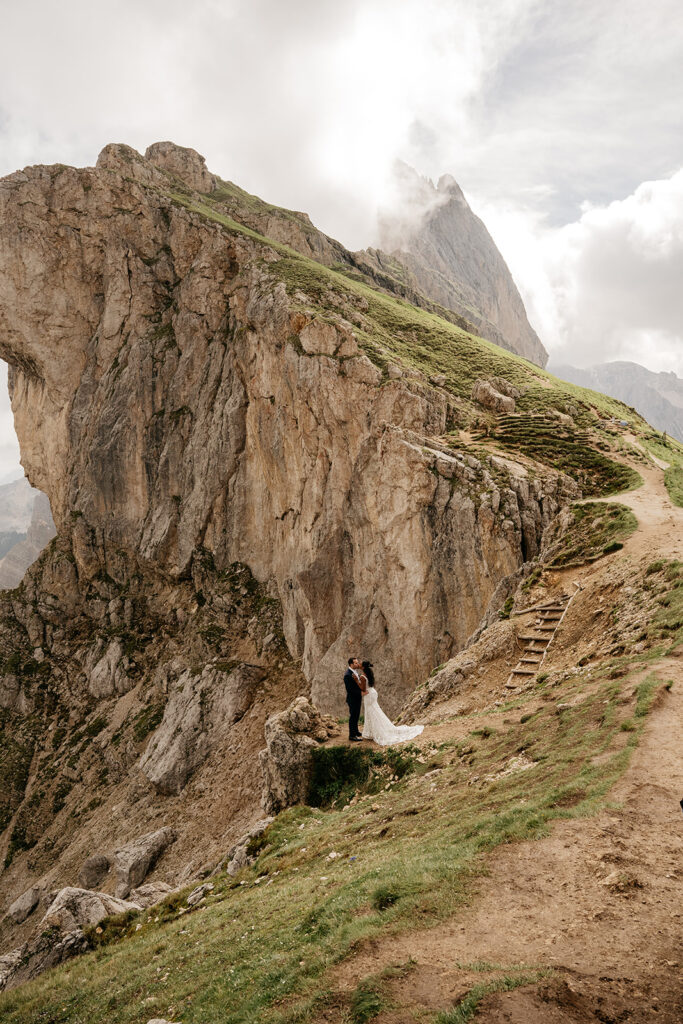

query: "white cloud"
(474, 169), (683, 375)
(2, 1), (683, 479)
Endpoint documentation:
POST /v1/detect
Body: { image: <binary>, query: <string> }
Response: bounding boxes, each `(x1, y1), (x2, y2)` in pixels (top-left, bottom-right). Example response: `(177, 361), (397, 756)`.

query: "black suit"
(344, 668), (362, 739)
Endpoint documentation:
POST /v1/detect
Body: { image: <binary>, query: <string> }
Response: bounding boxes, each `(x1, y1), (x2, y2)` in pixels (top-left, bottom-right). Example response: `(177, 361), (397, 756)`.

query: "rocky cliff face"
(0, 142), (569, 718)
(0, 143), (585, 939)
(376, 163), (548, 367)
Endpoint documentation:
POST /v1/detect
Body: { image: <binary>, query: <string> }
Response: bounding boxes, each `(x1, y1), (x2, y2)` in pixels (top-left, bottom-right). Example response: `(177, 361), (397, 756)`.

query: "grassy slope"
(166, 186), (649, 500)
(0, 668), (665, 1024)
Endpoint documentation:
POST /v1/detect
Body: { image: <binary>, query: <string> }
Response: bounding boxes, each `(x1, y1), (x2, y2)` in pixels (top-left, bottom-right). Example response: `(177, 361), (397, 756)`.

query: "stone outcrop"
(6, 886), (41, 924)
(77, 853), (111, 889)
(139, 662), (265, 795)
(400, 618), (519, 718)
(113, 827), (176, 898)
(41, 886), (140, 931)
(377, 163), (548, 367)
(224, 818), (274, 876)
(128, 881), (173, 907)
(0, 927), (87, 992)
(259, 697), (335, 814)
(471, 379), (516, 414)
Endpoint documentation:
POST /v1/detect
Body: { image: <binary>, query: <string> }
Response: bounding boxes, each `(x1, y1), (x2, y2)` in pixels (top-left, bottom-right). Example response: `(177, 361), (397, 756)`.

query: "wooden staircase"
(505, 583), (581, 689)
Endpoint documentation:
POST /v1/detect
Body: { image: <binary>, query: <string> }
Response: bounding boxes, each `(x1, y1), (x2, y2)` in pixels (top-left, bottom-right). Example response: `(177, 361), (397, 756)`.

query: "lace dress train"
(361, 688), (424, 746)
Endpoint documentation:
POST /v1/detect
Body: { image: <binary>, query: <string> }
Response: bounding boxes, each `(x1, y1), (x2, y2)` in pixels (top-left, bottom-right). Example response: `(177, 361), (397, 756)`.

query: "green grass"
(664, 465), (683, 507)
(154, 178), (653, 440)
(0, 671), (662, 1024)
(435, 970), (551, 1023)
(546, 502), (638, 567)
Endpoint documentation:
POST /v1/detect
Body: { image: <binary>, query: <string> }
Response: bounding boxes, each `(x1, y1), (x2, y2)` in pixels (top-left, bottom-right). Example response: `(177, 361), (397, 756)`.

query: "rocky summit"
(0, 143), (681, 1020)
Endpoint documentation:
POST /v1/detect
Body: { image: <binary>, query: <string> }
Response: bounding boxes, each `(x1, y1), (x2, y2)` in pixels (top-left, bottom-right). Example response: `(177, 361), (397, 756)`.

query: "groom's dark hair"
(348, 657), (356, 665)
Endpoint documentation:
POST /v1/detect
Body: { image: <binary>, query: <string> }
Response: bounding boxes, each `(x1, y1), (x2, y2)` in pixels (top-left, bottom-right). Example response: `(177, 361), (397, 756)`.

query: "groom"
(344, 657), (364, 741)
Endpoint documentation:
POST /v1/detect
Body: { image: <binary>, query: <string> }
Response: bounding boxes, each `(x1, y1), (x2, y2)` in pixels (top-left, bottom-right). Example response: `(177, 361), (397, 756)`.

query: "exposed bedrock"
(0, 143), (576, 714)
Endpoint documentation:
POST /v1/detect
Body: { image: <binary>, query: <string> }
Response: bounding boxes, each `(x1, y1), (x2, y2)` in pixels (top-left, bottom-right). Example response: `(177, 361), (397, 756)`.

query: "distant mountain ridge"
(374, 163), (548, 367)
(550, 361), (683, 442)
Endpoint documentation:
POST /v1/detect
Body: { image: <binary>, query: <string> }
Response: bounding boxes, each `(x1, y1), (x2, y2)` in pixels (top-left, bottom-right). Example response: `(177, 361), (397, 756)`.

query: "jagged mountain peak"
(376, 161), (548, 367)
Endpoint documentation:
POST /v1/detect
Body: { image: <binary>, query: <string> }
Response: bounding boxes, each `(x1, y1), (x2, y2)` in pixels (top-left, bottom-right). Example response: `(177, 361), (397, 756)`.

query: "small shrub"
(603, 541), (623, 555)
(372, 884), (402, 911)
(307, 746), (376, 807)
(498, 596), (514, 620)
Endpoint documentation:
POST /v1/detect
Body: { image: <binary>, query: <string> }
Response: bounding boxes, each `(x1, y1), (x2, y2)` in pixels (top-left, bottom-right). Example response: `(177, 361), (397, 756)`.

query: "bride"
(359, 661), (424, 746)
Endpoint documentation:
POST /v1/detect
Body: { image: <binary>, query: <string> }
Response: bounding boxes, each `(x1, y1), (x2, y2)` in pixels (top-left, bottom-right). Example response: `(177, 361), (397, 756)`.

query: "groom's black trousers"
(347, 693), (361, 739)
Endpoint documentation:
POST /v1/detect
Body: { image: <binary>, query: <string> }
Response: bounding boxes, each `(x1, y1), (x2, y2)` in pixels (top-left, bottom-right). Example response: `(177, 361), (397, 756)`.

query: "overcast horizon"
(1, 0), (683, 478)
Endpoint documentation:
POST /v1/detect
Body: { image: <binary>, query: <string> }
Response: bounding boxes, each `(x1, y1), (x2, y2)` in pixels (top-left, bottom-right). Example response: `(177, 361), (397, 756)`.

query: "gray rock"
(225, 818), (273, 876)
(78, 853), (111, 889)
(128, 881), (173, 908)
(41, 887), (141, 931)
(259, 697), (329, 814)
(6, 885), (41, 924)
(0, 928), (87, 992)
(186, 882), (214, 907)
(139, 663), (264, 795)
(113, 827), (176, 898)
(471, 379), (515, 414)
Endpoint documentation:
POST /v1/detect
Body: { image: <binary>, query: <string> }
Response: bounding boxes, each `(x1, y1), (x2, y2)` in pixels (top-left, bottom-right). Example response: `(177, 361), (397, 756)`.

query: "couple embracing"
(343, 657), (424, 747)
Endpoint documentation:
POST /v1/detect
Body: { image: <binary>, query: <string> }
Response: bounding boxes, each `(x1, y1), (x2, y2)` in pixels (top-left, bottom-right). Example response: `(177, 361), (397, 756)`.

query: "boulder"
(128, 881), (173, 908)
(6, 885), (41, 924)
(225, 818), (273, 876)
(471, 379), (515, 414)
(113, 827), (176, 898)
(78, 853), (111, 889)
(489, 376), (525, 400)
(40, 887), (141, 932)
(186, 882), (214, 907)
(259, 697), (332, 814)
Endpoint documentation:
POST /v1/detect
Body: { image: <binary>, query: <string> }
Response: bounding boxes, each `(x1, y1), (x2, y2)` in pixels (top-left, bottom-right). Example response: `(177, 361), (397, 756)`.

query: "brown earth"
(325, 458), (683, 1022)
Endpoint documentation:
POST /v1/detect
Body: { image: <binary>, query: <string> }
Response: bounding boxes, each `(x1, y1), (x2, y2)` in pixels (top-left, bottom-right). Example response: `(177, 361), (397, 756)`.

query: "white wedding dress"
(361, 687), (424, 746)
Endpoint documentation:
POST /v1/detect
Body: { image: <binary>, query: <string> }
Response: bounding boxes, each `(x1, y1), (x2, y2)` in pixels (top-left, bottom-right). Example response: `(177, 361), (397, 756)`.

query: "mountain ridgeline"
(551, 360), (683, 443)
(0, 142), (672, 999)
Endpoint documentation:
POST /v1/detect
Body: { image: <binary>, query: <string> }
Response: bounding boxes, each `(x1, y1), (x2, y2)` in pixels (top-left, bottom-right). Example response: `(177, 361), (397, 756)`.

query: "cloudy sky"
(1, 0), (682, 477)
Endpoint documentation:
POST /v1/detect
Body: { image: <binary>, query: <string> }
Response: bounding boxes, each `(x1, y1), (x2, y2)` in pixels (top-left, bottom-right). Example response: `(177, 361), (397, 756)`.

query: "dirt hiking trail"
(326, 459), (683, 1022)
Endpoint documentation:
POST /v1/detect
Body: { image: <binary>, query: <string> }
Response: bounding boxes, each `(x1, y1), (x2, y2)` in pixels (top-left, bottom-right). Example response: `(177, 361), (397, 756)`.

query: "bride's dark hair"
(362, 661), (375, 688)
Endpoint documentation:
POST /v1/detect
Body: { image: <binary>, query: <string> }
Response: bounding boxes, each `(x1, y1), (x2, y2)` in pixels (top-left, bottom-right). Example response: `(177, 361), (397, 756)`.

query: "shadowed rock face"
(0, 143), (570, 713)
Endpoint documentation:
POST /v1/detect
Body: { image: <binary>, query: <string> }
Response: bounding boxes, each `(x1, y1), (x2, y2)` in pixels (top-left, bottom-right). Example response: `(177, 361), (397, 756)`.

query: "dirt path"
(328, 463), (683, 1022)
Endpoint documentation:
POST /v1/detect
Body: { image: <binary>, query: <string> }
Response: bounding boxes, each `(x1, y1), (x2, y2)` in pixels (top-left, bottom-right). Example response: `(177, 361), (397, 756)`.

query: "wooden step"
(519, 634), (551, 643)
(520, 657), (542, 664)
(534, 625), (557, 632)
(510, 667), (537, 676)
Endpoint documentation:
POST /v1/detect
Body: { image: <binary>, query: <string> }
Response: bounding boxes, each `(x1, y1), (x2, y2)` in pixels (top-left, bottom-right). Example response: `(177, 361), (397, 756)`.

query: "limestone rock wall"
(0, 143), (571, 715)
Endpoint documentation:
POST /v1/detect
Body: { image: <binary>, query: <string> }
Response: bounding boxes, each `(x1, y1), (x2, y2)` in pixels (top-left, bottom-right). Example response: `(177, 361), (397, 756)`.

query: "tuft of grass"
(435, 970), (551, 1023)
(349, 982), (383, 1024)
